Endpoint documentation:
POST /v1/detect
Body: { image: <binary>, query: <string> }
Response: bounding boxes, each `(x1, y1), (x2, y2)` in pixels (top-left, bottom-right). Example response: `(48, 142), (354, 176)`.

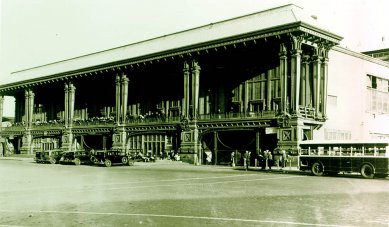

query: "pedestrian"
(268, 151), (273, 170)
(263, 150), (269, 170)
(259, 151), (266, 170)
(243, 150), (250, 171)
(231, 151), (235, 167)
(281, 149), (287, 169)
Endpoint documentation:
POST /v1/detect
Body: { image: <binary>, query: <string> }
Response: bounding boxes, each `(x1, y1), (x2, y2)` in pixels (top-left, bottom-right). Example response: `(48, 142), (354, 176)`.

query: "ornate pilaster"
(20, 89), (34, 154)
(290, 36), (302, 113)
(61, 82), (76, 151)
(191, 60), (201, 119)
(266, 70), (272, 111)
(115, 75), (121, 124)
(179, 60), (202, 165)
(64, 84), (69, 127)
(112, 72), (129, 151)
(24, 90), (28, 124)
(68, 83), (76, 128)
(312, 47), (322, 117)
(121, 73), (129, 124)
(183, 62), (190, 119)
(279, 43), (288, 113)
(301, 55), (311, 107)
(321, 48), (329, 118)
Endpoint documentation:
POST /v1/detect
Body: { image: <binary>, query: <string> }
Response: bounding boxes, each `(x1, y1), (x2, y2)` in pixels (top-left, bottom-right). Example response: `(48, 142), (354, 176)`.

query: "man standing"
(243, 150), (250, 171)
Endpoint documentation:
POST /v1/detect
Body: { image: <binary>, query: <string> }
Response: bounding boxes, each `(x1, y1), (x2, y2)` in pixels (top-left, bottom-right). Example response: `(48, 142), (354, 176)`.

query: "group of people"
(231, 149), (289, 171)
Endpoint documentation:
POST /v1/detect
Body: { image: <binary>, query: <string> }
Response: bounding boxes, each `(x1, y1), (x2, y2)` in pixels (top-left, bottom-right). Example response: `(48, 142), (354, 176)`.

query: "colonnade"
(115, 73), (129, 125)
(64, 82), (76, 128)
(182, 60), (201, 119)
(279, 36), (330, 118)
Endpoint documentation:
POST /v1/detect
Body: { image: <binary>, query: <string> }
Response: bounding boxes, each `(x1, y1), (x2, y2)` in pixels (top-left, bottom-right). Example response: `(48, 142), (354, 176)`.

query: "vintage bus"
(299, 140), (389, 179)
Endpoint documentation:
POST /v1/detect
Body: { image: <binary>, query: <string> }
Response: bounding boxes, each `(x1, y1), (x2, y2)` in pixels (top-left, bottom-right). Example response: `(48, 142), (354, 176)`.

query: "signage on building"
(265, 127), (277, 134)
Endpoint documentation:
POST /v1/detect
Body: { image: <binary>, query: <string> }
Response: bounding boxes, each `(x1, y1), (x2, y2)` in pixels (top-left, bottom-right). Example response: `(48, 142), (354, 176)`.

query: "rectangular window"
(372, 76), (377, 89)
(367, 74), (389, 114)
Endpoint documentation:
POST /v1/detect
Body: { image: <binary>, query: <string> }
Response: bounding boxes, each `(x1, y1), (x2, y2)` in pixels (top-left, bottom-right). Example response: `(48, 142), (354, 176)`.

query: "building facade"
(0, 4), (388, 164)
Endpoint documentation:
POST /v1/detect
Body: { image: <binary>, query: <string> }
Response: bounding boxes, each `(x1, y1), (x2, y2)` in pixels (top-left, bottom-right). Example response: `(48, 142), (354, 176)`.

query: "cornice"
(0, 22), (342, 93)
(333, 46), (389, 68)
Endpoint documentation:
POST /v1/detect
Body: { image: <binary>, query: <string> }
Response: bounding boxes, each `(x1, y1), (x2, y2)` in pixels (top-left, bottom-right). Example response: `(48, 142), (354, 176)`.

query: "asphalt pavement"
(1, 157), (388, 226)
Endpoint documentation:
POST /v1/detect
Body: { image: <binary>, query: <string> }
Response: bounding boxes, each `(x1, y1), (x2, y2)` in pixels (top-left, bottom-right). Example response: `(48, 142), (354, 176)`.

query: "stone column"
(61, 82), (75, 151)
(290, 36), (302, 113)
(213, 131), (218, 165)
(0, 96), (3, 128)
(24, 90), (29, 124)
(321, 49), (329, 117)
(312, 47), (322, 117)
(28, 90), (34, 128)
(121, 74), (129, 124)
(183, 62), (190, 119)
(256, 130), (261, 158)
(266, 70), (272, 111)
(64, 84), (69, 127)
(244, 82), (249, 113)
(191, 60), (201, 119)
(21, 89), (34, 154)
(279, 43), (288, 113)
(68, 83), (76, 128)
(301, 55), (310, 107)
(115, 75), (121, 124)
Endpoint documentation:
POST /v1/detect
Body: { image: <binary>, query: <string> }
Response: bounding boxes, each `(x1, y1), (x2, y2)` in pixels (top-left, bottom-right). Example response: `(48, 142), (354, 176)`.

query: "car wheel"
(49, 158), (56, 164)
(311, 162), (324, 176)
(74, 158), (81, 166)
(360, 164), (374, 179)
(90, 156), (97, 163)
(104, 159), (112, 167)
(121, 157), (128, 164)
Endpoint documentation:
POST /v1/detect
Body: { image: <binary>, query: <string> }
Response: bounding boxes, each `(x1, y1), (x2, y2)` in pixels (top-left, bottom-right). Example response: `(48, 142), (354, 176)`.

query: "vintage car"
(59, 149), (92, 165)
(90, 148), (134, 167)
(35, 149), (63, 164)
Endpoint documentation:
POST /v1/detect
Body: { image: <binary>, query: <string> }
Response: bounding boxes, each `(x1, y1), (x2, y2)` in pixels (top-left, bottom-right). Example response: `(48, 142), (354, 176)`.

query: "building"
(0, 4), (388, 164)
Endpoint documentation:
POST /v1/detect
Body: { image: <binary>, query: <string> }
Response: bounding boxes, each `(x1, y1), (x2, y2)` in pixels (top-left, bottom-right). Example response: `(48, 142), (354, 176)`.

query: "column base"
(60, 132), (74, 152)
(111, 129), (127, 151)
(20, 132), (33, 154)
(180, 128), (201, 165)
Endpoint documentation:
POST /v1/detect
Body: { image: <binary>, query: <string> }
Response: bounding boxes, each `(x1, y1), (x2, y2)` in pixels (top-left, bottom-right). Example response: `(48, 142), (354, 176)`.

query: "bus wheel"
(360, 164), (374, 179)
(311, 162), (324, 176)
(104, 159), (112, 167)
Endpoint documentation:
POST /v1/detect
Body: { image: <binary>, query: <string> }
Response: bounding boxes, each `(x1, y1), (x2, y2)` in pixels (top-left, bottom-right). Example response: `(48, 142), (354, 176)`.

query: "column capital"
(290, 35), (303, 51)
(69, 83), (76, 92)
(121, 74), (129, 83)
(191, 60), (201, 71)
(183, 61), (190, 72)
(302, 55), (310, 63)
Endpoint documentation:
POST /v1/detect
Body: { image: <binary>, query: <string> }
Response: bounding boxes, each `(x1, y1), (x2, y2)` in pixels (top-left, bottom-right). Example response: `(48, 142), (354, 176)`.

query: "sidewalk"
(0, 156), (302, 173)
(0, 156), (34, 161)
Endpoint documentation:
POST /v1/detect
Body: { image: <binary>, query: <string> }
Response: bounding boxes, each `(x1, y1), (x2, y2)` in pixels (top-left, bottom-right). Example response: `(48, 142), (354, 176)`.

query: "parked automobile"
(90, 148), (133, 167)
(59, 149), (92, 165)
(35, 149), (63, 164)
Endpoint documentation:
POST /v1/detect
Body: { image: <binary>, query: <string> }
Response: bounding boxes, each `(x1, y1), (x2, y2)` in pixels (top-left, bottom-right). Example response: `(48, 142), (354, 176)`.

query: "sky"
(0, 0), (389, 116)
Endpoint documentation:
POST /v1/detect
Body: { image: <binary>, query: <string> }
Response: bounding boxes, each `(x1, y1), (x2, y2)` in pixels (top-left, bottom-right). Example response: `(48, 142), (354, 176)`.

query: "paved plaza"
(0, 158), (389, 226)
